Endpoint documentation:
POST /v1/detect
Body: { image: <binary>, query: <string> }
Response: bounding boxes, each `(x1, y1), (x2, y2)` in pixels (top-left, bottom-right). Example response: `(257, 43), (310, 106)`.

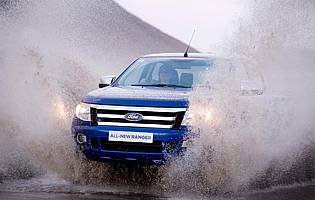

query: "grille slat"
(96, 109), (177, 117)
(90, 104), (186, 129)
(97, 114), (175, 121)
(98, 118), (174, 125)
(98, 122), (172, 128)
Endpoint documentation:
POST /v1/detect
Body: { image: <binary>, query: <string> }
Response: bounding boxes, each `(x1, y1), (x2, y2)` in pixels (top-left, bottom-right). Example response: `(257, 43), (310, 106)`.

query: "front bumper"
(72, 117), (188, 165)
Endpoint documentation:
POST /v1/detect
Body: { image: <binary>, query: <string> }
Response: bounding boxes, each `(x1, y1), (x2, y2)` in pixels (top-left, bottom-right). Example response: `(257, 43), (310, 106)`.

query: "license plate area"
(108, 131), (153, 143)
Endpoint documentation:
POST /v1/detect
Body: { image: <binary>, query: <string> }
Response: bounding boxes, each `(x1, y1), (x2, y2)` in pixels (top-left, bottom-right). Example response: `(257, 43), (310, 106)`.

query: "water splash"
(0, 0), (187, 183)
(161, 0), (315, 194)
(0, 0), (314, 195)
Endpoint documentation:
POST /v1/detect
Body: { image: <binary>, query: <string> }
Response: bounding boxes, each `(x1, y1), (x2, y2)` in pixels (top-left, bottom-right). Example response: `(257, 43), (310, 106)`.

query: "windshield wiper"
(131, 84), (190, 88)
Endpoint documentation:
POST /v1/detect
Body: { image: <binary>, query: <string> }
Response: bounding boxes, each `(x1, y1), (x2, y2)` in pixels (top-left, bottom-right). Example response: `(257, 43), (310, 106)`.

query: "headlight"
(182, 111), (193, 126)
(181, 109), (214, 126)
(75, 102), (91, 121)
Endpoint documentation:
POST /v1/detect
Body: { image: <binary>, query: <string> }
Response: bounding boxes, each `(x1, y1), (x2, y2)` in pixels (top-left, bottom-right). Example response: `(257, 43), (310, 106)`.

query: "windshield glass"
(115, 57), (212, 88)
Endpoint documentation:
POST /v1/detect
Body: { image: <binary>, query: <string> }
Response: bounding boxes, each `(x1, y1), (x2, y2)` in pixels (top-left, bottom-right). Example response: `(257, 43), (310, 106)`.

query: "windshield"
(115, 57), (212, 88)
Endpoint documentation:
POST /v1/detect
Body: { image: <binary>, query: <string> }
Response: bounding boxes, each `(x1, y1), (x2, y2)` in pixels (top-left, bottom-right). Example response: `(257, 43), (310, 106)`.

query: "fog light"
(76, 133), (87, 144)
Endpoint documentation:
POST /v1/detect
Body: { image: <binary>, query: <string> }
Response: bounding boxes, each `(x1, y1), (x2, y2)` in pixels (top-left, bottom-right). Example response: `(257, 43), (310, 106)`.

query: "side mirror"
(99, 75), (116, 88)
(240, 80), (264, 95)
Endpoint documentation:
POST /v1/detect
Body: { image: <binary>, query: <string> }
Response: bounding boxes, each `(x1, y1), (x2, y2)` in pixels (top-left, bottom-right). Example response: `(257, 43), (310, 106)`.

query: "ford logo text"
(124, 113), (143, 122)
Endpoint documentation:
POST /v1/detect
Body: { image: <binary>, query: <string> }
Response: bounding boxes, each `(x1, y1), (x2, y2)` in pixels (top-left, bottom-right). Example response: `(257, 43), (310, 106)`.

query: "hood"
(82, 86), (190, 107)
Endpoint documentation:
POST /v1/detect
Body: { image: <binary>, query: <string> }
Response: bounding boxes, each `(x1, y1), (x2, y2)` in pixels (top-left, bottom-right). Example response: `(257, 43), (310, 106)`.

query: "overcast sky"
(115, 0), (246, 53)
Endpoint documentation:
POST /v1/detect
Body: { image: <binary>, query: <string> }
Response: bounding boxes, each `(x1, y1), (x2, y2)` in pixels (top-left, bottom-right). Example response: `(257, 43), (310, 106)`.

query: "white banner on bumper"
(108, 131), (154, 143)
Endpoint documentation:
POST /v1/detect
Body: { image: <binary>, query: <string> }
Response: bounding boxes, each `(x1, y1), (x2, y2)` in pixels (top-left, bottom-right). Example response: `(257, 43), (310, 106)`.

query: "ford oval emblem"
(124, 113), (143, 122)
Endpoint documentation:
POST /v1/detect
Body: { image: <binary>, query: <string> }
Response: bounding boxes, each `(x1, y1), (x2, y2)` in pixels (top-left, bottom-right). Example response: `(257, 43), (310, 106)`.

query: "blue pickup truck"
(72, 53), (259, 165)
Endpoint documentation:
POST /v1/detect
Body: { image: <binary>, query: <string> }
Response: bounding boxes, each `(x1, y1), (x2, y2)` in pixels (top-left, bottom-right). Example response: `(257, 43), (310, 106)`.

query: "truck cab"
(71, 53), (215, 164)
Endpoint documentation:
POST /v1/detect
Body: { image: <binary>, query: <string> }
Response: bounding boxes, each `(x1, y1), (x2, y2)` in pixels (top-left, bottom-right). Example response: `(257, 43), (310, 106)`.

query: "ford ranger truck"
(71, 53), (214, 165)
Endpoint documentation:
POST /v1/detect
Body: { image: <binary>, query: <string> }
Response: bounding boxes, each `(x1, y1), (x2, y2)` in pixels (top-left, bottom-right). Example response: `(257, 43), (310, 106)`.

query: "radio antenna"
(184, 29), (195, 57)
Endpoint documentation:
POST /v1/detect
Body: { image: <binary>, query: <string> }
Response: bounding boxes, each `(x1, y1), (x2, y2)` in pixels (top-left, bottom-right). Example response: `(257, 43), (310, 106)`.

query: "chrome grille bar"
(97, 122), (173, 128)
(97, 114), (175, 121)
(93, 104), (187, 129)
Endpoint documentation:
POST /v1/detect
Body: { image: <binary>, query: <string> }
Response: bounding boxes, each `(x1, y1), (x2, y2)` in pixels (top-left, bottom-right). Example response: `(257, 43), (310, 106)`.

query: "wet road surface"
(0, 174), (314, 200)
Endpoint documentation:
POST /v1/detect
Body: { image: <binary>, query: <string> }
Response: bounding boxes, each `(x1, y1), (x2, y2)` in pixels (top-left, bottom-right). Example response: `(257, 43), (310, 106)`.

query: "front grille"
(91, 104), (186, 129)
(100, 139), (163, 153)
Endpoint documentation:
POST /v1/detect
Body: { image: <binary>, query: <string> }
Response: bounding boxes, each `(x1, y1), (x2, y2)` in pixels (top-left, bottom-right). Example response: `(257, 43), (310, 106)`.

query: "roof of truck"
(142, 53), (213, 59)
